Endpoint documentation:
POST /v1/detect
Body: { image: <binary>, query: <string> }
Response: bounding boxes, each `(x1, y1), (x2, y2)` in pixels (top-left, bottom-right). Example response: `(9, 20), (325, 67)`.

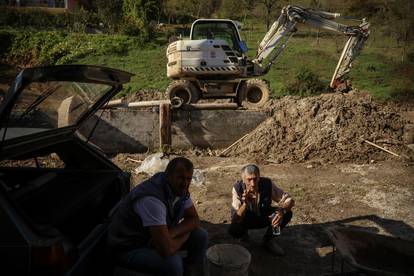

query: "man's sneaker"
(264, 239), (285, 256)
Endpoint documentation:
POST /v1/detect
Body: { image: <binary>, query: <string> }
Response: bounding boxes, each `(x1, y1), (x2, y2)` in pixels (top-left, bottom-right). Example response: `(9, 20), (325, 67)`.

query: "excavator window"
(191, 21), (242, 54)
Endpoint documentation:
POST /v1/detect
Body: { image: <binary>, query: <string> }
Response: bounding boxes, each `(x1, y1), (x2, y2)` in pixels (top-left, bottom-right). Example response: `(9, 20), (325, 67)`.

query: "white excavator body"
(166, 39), (244, 78)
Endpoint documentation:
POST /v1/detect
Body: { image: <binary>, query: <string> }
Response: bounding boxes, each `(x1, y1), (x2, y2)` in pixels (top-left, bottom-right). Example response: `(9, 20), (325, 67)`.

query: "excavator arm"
(252, 5), (370, 90)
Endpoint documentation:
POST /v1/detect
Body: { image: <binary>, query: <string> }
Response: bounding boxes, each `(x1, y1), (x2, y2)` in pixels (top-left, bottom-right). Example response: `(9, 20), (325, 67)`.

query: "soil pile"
(125, 89), (166, 102)
(228, 91), (411, 163)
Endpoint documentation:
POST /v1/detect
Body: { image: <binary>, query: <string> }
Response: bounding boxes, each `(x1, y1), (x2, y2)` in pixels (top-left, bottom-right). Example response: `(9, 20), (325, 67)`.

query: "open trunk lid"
(0, 65), (133, 154)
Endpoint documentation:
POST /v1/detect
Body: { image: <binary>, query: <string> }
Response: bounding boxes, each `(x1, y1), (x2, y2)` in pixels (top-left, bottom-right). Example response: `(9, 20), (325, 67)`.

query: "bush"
(281, 68), (326, 97)
(0, 7), (102, 33)
(1, 29), (136, 66)
(0, 8), (73, 29)
(70, 7), (100, 33)
(0, 3), (156, 40)
(121, 16), (145, 37)
(388, 88), (414, 101)
(94, 0), (123, 33)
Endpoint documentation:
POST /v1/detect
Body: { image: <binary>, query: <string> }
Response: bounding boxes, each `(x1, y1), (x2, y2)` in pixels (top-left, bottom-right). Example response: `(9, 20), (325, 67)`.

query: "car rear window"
(0, 81), (112, 141)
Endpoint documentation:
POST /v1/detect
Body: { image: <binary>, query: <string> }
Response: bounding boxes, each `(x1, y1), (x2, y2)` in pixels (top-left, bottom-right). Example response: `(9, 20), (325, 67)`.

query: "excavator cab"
(190, 19), (248, 55)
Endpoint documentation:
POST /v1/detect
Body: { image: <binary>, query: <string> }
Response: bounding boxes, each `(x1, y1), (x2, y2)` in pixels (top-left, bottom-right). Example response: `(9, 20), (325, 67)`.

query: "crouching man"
(229, 164), (294, 256)
(107, 157), (208, 276)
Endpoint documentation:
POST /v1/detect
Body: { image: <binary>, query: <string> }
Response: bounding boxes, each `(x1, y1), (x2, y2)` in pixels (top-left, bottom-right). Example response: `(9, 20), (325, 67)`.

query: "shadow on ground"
(201, 215), (414, 276)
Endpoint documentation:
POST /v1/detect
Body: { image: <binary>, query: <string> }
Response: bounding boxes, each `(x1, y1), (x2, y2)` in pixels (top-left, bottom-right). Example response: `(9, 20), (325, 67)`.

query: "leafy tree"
(384, 0), (414, 62)
(164, 0), (218, 23)
(121, 0), (160, 38)
(219, 0), (246, 19)
(94, 0), (123, 33)
(258, 0), (279, 30)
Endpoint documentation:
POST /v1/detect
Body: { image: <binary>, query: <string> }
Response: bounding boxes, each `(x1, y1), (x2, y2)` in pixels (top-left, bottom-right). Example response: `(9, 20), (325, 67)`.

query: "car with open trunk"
(0, 65), (133, 275)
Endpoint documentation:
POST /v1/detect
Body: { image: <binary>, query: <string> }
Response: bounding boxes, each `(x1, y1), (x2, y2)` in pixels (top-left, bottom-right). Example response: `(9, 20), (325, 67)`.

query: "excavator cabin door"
(190, 19), (248, 54)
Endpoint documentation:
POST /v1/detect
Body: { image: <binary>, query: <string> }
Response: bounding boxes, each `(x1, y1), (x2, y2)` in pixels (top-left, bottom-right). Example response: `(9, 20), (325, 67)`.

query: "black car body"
(0, 65), (133, 275)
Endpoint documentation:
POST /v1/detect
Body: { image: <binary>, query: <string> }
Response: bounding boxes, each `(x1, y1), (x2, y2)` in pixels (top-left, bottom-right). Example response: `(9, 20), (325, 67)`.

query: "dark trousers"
(228, 209), (293, 240)
(115, 227), (208, 276)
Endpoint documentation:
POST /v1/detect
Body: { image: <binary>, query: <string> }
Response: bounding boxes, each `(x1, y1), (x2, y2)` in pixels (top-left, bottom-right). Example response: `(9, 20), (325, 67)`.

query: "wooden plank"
(181, 103), (239, 111)
(129, 100), (170, 108)
(105, 98), (126, 108)
(159, 103), (172, 151)
(364, 140), (400, 157)
(219, 133), (250, 156)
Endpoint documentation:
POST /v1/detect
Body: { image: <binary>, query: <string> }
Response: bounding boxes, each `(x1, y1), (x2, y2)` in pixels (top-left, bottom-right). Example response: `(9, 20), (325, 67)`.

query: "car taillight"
(31, 242), (77, 276)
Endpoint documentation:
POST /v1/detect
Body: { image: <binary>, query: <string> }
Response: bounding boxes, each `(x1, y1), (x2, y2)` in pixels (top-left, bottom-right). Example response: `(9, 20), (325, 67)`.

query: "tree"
(219, 0), (246, 19)
(258, 0), (279, 30)
(309, 0), (322, 45)
(121, 0), (161, 38)
(164, 0), (218, 23)
(94, 0), (123, 32)
(385, 0), (414, 62)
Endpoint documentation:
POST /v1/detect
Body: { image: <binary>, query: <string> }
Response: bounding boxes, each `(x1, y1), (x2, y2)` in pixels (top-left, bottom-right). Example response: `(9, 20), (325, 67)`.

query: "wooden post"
(159, 103), (172, 152)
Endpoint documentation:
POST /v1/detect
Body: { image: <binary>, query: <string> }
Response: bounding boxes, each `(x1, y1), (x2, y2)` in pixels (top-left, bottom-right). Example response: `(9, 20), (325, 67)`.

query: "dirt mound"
(228, 90), (412, 163)
(125, 89), (166, 102)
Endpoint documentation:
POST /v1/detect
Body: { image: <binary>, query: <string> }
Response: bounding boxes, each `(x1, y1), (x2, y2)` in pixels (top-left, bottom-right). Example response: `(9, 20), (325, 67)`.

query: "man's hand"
(169, 205), (199, 239)
(269, 210), (284, 228)
(149, 205), (199, 257)
(149, 225), (190, 257)
(234, 189), (256, 222)
(242, 188), (256, 203)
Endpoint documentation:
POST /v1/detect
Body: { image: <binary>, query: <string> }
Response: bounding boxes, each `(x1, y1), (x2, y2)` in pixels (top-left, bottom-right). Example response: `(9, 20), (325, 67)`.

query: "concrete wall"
(79, 108), (267, 154)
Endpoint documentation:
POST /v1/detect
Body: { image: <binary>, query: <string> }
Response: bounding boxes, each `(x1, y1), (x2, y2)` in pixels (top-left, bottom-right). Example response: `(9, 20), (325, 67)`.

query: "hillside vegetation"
(0, 0), (413, 100)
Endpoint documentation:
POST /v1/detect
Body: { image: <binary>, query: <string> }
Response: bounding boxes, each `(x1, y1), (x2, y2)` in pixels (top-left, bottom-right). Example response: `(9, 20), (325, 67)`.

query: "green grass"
(1, 19), (413, 100)
(243, 21), (413, 99)
(77, 46), (169, 96)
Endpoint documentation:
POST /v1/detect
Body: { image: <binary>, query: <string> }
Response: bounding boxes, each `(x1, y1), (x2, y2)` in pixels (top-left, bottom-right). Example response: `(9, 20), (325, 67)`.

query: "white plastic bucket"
(206, 244), (251, 276)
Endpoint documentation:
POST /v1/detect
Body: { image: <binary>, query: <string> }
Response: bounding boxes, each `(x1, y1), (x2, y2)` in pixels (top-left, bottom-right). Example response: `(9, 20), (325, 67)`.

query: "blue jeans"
(116, 227), (208, 276)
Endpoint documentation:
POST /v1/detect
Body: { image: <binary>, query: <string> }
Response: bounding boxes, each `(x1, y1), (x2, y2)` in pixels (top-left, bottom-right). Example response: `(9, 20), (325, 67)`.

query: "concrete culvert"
(238, 79), (270, 108)
(206, 244), (251, 276)
(166, 80), (200, 104)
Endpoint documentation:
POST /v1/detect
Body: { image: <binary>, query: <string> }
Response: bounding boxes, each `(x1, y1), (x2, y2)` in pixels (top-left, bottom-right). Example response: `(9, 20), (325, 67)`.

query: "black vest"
(233, 177), (273, 216)
(107, 172), (187, 252)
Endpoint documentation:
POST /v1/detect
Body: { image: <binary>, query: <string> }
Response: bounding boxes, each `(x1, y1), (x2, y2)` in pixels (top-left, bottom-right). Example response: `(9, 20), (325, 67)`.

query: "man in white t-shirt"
(108, 157), (207, 276)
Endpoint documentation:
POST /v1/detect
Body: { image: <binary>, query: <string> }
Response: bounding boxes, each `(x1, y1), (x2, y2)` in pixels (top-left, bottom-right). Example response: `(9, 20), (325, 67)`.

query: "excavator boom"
(253, 5), (370, 89)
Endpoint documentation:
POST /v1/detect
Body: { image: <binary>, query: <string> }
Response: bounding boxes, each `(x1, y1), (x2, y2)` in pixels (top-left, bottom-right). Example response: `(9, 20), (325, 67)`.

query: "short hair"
(165, 157), (194, 176)
(241, 164), (260, 176)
